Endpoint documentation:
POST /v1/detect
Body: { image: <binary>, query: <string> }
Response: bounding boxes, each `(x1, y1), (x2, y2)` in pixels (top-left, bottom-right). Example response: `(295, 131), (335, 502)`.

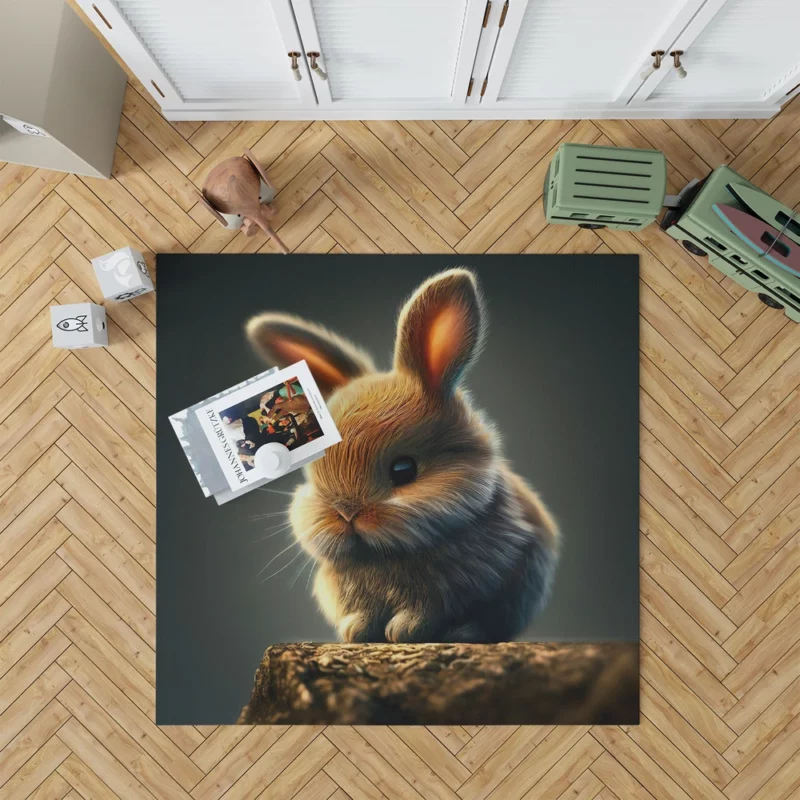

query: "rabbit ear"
(394, 269), (485, 399)
(246, 312), (376, 397)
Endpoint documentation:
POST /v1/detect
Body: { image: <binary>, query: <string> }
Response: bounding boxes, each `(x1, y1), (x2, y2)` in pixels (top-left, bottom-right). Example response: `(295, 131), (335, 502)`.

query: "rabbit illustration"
(246, 269), (560, 643)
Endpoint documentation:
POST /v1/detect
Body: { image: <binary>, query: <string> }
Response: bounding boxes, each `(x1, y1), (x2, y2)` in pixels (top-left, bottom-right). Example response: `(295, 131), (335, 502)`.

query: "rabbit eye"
(390, 456), (417, 487)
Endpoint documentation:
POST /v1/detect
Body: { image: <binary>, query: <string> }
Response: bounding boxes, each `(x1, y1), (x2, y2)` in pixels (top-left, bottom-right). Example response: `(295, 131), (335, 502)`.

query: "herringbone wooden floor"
(2, 67), (800, 798)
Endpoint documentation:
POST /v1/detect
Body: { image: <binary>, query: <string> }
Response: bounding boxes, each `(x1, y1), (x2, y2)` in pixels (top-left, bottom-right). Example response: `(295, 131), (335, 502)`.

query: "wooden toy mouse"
(197, 148), (289, 254)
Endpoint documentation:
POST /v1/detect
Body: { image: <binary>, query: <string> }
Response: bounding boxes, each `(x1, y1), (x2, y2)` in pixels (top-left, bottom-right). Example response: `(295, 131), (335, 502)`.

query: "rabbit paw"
(385, 609), (427, 643)
(442, 621), (489, 643)
(338, 612), (370, 643)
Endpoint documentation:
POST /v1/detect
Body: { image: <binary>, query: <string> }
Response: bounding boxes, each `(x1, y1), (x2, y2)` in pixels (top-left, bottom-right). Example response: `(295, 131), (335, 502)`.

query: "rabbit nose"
(334, 502), (360, 523)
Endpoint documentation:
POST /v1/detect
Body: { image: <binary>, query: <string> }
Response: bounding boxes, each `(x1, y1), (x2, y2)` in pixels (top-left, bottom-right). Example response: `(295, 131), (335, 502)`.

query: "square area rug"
(156, 254), (640, 725)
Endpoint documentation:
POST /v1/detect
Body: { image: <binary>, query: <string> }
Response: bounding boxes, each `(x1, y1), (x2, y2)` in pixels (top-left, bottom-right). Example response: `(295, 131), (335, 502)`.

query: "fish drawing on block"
(56, 315), (89, 333)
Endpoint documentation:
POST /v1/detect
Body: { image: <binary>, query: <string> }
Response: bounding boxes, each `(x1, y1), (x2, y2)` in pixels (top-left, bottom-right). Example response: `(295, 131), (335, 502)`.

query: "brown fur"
(247, 269), (560, 642)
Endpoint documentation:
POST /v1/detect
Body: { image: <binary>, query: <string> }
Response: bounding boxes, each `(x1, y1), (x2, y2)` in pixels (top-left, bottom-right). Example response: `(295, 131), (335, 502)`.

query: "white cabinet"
(285, 0), (485, 109)
(478, 0), (800, 116)
(75, 0), (800, 120)
(636, 0), (800, 108)
(82, 0), (317, 111)
(481, 0), (700, 106)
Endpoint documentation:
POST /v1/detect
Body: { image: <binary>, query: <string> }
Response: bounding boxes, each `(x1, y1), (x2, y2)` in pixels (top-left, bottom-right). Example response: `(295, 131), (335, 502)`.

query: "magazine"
(193, 361), (341, 493)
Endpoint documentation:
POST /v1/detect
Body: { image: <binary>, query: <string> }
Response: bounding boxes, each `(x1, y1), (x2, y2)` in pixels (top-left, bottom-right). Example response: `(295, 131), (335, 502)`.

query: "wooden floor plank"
(639, 355), (735, 463)
(259, 122), (334, 191)
(111, 147), (202, 249)
(56, 723), (154, 800)
(188, 727), (287, 800)
(363, 120), (469, 210)
(1, 733), (70, 800)
(0, 229), (68, 318)
(724, 566), (800, 664)
(723, 676), (800, 771)
(56, 605), (154, 715)
(57, 681), (193, 799)
(116, 115), (201, 212)
(0, 163), (36, 207)
(56, 428), (154, 541)
(55, 463), (154, 577)
(724, 530), (800, 629)
(454, 121), (540, 192)
(640, 534), (736, 643)
(121, 85), (202, 176)
(58, 646), (203, 790)
(0, 170), (66, 244)
(2, 71), (800, 800)
(454, 119), (577, 230)
(454, 121), (506, 155)
(638, 680), (736, 790)
(324, 130), (460, 250)
(0, 592), (70, 681)
(400, 121), (469, 174)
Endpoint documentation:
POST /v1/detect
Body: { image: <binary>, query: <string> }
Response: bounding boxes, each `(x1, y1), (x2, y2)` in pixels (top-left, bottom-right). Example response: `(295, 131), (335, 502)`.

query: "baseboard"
(163, 103), (780, 122)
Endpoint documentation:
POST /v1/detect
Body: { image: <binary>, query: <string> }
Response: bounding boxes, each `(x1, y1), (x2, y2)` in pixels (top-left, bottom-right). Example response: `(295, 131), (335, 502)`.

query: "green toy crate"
(544, 143), (667, 231)
(661, 165), (800, 323)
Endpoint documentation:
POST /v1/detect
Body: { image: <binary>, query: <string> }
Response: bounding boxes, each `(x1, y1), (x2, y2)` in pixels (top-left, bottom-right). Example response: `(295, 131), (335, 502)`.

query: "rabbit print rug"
(156, 254), (640, 725)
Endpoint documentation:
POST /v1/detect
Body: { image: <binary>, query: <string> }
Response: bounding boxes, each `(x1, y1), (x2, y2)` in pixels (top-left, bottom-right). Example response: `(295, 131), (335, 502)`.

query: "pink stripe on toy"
(713, 204), (800, 277)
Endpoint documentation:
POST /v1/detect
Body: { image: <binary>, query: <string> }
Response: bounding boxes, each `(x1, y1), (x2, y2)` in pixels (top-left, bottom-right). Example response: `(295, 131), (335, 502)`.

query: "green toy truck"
(543, 143), (667, 231)
(544, 143), (800, 322)
(660, 165), (800, 323)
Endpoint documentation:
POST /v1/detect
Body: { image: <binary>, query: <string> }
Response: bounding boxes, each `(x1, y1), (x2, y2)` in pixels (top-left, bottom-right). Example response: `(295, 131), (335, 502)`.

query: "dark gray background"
(156, 254), (639, 724)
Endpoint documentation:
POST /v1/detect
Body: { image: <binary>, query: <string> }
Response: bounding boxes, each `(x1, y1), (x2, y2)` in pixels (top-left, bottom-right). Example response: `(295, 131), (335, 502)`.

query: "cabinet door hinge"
(482, 1), (492, 27)
(480, 78), (488, 97)
(499, 0), (509, 27)
(467, 77), (475, 97)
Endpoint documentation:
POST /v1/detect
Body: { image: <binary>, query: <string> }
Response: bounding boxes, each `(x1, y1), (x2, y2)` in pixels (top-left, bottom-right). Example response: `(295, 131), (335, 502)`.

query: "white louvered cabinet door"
(639, 0), (800, 108)
(288, 0), (487, 108)
(480, 0), (707, 109)
(75, 0), (317, 111)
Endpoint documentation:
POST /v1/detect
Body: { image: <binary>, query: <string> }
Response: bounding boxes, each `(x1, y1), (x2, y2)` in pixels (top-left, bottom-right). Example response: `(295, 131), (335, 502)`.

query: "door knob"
(288, 52), (302, 81)
(670, 50), (687, 79)
(640, 51), (665, 81)
(307, 52), (328, 81)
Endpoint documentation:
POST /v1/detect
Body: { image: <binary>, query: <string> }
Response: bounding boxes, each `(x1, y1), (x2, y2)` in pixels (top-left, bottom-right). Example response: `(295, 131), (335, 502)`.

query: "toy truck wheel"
(578, 223), (606, 230)
(758, 293), (784, 310)
(681, 240), (707, 257)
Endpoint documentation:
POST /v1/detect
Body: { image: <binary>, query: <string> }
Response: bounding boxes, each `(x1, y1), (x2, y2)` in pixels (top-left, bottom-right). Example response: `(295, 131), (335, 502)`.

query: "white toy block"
(51, 303), (108, 349)
(91, 246), (154, 302)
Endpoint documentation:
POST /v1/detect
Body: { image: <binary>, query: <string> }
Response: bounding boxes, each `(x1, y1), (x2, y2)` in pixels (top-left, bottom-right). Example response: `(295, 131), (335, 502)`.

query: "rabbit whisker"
(290, 556), (314, 589)
(251, 525), (294, 543)
(249, 519), (293, 537)
(252, 518), (292, 531)
(249, 510), (289, 521)
(261, 547), (305, 583)
(260, 519), (293, 531)
(256, 539), (302, 576)
(256, 487), (296, 497)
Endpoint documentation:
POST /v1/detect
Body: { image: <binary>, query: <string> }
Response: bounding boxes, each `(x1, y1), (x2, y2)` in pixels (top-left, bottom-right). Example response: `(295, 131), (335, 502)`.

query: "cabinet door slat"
(497, 0), (688, 102)
(115, 0), (299, 102)
(307, 0), (470, 102)
(650, 0), (800, 102)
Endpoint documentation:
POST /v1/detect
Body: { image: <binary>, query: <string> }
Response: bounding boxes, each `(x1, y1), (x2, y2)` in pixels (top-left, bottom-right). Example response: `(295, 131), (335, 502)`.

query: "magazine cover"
(194, 360), (341, 492)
